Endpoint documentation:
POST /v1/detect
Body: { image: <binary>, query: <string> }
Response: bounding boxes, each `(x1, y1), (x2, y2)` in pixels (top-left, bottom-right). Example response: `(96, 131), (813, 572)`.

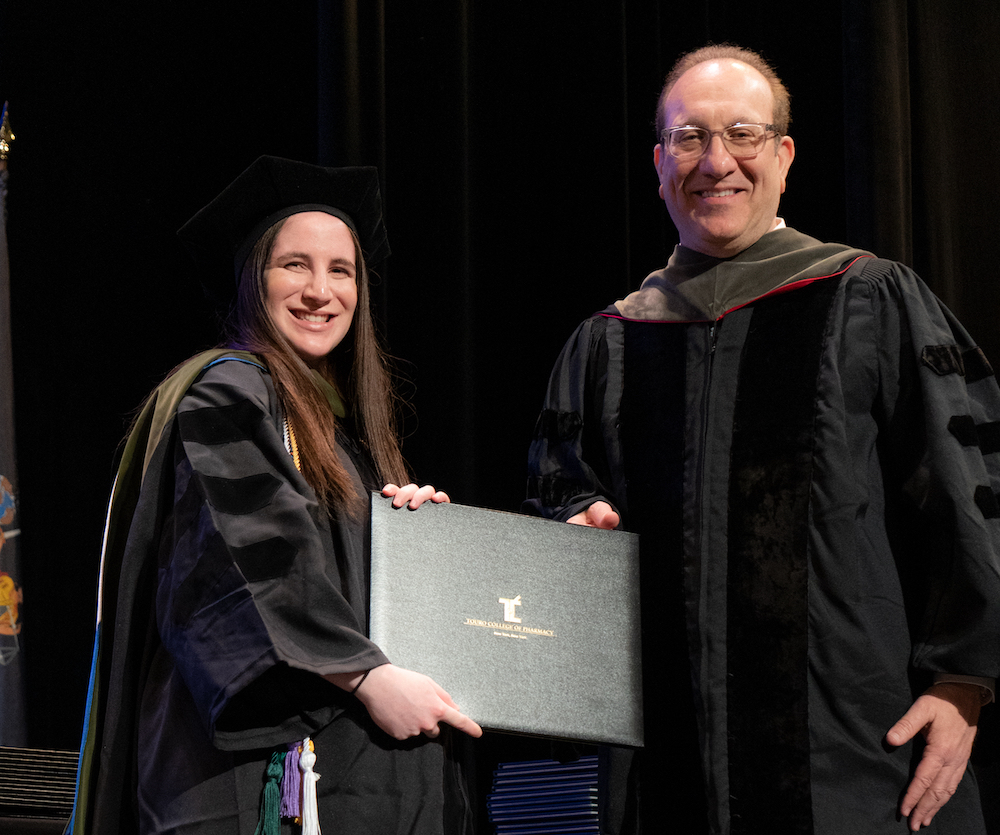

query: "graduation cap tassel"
(253, 750), (285, 835)
(280, 741), (302, 820)
(299, 738), (321, 835)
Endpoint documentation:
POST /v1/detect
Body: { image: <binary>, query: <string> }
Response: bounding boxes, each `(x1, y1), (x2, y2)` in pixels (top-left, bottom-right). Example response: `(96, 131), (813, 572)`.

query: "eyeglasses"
(660, 123), (779, 160)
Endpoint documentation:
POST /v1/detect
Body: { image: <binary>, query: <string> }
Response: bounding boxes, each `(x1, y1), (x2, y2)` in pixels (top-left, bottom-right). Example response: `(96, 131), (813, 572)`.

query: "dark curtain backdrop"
(0, 0), (996, 826)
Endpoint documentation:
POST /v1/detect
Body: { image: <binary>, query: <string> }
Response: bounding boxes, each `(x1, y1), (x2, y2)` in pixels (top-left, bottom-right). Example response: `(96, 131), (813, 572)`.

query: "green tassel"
(254, 750), (286, 835)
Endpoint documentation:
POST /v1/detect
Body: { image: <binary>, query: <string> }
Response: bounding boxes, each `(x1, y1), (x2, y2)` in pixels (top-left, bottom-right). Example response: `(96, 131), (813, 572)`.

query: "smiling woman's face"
(264, 212), (358, 367)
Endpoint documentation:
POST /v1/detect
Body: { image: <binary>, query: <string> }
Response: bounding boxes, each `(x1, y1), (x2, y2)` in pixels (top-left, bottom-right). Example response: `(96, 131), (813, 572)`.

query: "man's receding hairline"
(655, 45), (791, 138)
(667, 58), (768, 95)
(664, 59), (774, 115)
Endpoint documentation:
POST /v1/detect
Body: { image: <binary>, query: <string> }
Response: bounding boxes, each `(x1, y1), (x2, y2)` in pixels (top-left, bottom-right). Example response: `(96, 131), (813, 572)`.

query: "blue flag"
(0, 119), (28, 745)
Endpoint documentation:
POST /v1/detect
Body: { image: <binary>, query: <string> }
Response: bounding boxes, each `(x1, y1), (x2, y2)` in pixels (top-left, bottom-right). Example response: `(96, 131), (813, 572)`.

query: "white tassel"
(299, 737), (321, 835)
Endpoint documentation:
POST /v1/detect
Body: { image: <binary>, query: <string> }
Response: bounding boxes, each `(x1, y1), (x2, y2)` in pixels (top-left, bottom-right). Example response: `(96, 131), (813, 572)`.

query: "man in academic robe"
(525, 44), (999, 834)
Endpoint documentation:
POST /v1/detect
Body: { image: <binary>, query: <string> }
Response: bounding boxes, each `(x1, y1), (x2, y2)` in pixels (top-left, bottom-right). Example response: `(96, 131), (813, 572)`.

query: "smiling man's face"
(654, 59), (795, 258)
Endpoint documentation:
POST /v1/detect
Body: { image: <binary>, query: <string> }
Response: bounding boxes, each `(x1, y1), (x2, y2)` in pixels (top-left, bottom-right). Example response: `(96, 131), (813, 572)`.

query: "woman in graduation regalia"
(68, 156), (481, 835)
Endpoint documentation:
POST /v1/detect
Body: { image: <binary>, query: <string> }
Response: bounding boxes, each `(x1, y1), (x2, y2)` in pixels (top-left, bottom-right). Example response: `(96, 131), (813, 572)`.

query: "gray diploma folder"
(369, 494), (644, 747)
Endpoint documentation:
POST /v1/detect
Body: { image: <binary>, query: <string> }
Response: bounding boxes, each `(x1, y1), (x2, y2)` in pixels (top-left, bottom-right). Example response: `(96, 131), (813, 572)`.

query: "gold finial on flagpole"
(0, 103), (14, 169)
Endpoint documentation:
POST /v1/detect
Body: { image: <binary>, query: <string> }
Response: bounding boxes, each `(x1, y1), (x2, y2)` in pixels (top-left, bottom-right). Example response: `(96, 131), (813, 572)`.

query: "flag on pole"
(0, 101), (27, 746)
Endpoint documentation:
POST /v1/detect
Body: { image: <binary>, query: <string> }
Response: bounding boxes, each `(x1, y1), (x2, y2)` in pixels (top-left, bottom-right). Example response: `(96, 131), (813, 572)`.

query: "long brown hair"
(226, 216), (408, 511)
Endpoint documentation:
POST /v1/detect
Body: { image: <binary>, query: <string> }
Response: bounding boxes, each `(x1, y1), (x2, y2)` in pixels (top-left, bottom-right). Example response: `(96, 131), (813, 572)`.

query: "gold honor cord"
(287, 421), (302, 472)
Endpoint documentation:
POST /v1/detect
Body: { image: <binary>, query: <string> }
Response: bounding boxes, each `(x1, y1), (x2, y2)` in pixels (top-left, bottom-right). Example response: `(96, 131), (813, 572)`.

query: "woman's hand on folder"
(382, 482), (451, 509)
(354, 664), (484, 740)
(567, 500), (620, 530)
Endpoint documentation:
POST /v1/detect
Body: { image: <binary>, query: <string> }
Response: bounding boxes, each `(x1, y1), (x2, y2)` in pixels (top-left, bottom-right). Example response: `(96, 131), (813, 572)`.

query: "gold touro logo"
(462, 594), (556, 640)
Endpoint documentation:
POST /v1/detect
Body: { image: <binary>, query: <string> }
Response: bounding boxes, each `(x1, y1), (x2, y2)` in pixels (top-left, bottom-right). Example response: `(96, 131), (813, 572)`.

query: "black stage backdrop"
(1, 0), (997, 827)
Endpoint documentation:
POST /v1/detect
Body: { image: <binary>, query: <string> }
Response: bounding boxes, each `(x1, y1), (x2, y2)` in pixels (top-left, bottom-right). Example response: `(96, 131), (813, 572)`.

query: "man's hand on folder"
(356, 664), (484, 740)
(567, 501), (620, 529)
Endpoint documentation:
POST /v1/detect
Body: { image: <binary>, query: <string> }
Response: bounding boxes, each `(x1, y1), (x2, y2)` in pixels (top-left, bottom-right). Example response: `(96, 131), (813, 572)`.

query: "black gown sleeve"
(153, 359), (388, 745)
(524, 314), (626, 523)
(865, 262), (1000, 680)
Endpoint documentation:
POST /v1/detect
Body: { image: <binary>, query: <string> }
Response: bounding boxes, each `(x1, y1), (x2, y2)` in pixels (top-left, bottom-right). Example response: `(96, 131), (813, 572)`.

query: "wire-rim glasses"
(660, 123), (779, 160)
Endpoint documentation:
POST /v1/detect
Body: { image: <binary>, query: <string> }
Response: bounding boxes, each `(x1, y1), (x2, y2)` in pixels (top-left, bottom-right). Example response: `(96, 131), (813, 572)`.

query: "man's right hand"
(567, 501), (620, 529)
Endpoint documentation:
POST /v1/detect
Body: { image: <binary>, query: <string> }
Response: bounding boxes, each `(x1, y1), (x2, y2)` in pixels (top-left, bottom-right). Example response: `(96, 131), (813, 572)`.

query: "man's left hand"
(886, 682), (982, 831)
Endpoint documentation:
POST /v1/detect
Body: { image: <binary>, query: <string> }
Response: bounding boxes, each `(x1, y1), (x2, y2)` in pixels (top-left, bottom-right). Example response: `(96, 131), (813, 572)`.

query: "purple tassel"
(280, 741), (303, 819)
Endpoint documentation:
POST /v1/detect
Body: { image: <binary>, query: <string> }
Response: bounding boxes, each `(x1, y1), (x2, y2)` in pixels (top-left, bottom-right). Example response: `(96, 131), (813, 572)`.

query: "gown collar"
(612, 227), (871, 322)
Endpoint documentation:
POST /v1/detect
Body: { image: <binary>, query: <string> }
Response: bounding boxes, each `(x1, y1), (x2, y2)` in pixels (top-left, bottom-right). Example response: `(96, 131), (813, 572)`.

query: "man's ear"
(777, 135), (795, 194)
(654, 142), (665, 200)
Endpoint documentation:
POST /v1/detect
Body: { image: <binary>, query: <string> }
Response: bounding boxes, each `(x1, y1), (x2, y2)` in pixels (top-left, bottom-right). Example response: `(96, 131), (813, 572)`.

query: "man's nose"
(699, 135), (736, 176)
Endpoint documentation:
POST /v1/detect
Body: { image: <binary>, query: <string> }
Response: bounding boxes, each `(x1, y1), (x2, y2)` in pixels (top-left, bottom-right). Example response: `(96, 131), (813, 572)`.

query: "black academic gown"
(525, 228), (1000, 834)
(72, 354), (471, 835)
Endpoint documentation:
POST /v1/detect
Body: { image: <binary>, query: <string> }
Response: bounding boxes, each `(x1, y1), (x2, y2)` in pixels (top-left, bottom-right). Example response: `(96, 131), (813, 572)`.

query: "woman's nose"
(301, 271), (332, 301)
